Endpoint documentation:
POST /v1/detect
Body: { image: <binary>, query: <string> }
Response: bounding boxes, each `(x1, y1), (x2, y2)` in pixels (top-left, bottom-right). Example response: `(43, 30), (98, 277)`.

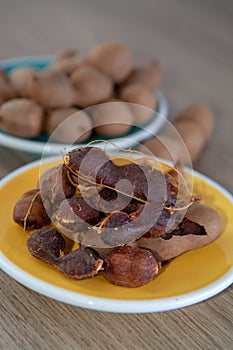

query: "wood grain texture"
(0, 1), (232, 349)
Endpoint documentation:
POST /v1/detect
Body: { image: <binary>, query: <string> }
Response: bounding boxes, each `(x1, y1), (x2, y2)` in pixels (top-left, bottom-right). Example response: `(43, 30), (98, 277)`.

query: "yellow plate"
(0, 156), (232, 313)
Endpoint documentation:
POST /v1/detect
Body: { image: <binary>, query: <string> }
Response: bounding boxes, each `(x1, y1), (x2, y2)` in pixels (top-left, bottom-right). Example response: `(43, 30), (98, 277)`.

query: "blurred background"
(0, 2), (233, 349)
(0, 0), (232, 190)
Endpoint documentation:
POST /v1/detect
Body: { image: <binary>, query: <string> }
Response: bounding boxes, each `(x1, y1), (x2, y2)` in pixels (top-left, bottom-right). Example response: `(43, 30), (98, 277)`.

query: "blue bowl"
(0, 56), (169, 155)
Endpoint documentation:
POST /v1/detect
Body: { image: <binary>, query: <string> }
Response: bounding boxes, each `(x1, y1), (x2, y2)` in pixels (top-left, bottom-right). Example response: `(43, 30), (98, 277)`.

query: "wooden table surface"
(0, 1), (232, 349)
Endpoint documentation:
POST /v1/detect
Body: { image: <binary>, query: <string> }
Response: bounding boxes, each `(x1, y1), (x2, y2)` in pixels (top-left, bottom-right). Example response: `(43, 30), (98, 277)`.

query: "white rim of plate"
(0, 56), (168, 155)
(0, 155), (232, 313)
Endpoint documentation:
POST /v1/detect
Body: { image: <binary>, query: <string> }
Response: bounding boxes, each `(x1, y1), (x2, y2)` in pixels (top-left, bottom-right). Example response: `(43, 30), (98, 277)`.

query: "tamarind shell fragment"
(13, 189), (51, 230)
(101, 211), (130, 228)
(55, 247), (103, 280)
(27, 228), (66, 264)
(39, 164), (75, 214)
(92, 188), (145, 216)
(84, 187), (135, 214)
(142, 208), (173, 238)
(53, 197), (101, 233)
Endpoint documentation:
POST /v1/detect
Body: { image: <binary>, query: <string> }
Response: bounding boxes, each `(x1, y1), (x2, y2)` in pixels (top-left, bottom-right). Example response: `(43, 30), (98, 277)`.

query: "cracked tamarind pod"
(138, 207), (174, 238)
(138, 204), (222, 262)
